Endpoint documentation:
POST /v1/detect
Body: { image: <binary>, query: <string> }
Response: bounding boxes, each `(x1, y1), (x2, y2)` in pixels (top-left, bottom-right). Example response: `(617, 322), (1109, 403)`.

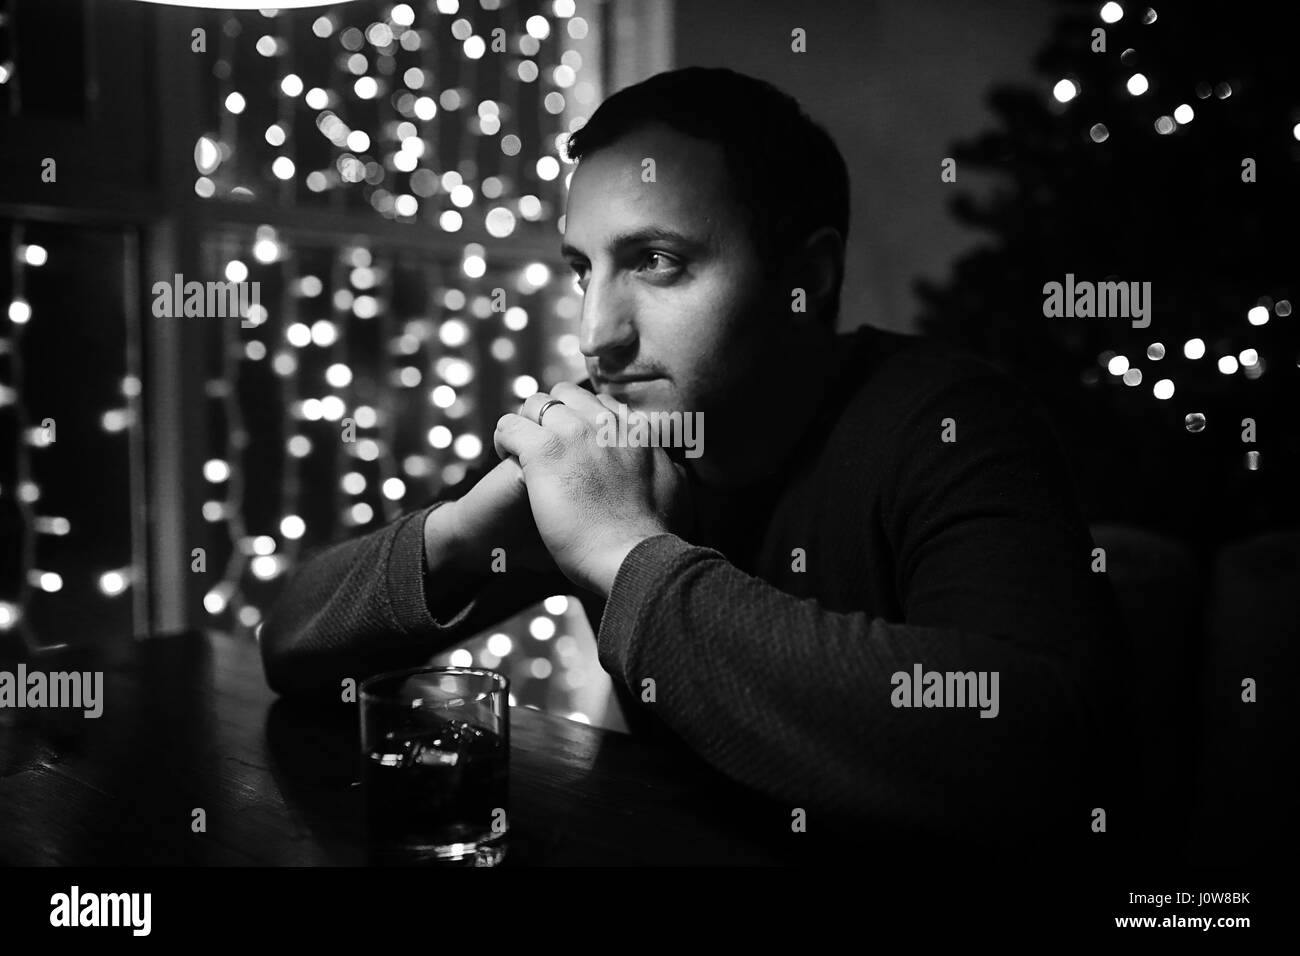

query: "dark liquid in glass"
(363, 717), (508, 861)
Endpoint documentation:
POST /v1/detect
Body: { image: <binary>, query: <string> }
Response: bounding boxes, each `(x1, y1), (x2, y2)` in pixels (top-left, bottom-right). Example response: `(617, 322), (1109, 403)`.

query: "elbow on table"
(257, 613), (329, 699)
(257, 607), (438, 701)
(258, 628), (297, 698)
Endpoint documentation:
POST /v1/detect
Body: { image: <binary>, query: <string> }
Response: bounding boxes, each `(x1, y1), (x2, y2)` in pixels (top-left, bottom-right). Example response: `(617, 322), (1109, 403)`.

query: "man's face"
(561, 122), (783, 417)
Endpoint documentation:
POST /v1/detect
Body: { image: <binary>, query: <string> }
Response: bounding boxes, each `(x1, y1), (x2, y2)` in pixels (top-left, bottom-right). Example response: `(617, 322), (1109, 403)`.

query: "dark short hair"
(563, 66), (850, 327)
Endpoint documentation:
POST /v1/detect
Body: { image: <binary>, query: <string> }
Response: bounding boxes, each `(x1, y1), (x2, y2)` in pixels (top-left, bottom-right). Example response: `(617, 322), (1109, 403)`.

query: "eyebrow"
(560, 226), (708, 261)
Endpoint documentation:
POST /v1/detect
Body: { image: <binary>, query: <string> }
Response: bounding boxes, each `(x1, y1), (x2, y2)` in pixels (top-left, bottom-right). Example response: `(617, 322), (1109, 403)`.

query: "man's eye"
(640, 251), (681, 275)
(569, 264), (589, 292)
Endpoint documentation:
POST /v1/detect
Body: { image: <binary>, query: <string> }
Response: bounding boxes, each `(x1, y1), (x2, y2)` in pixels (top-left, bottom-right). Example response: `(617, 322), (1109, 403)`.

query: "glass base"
(370, 831), (508, 867)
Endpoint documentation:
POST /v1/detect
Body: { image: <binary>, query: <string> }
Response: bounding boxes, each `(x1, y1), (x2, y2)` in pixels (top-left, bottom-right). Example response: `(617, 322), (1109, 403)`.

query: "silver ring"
(535, 397), (565, 426)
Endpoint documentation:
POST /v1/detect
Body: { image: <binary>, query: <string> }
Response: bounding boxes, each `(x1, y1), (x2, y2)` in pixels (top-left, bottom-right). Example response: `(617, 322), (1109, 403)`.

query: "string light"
(130, 1), (364, 8)
(0, 0), (610, 718)
(172, 1), (603, 715)
(3, 219), (144, 647)
(2, 225), (36, 641)
(1065, 6), (1292, 488)
(1052, 79), (1078, 104)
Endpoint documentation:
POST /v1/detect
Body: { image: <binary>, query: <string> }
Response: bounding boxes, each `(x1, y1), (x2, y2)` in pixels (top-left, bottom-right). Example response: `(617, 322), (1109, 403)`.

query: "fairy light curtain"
(1, 1), (151, 655)
(188, 0), (611, 723)
(0, 222), (145, 654)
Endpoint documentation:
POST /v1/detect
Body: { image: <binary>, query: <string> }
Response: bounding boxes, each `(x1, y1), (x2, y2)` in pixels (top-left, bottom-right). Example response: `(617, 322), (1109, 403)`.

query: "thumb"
(494, 455), (528, 499)
(500, 454), (525, 484)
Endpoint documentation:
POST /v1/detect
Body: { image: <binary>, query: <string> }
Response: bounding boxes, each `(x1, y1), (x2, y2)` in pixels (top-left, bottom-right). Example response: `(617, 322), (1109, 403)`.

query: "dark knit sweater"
(261, 325), (1133, 846)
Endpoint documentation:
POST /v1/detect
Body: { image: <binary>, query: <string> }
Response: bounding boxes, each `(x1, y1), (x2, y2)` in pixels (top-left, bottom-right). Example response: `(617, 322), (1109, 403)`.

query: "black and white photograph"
(0, 0), (1292, 935)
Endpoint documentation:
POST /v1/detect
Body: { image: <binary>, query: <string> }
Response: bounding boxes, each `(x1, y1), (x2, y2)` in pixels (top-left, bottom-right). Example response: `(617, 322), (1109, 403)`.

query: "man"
(262, 67), (1133, 853)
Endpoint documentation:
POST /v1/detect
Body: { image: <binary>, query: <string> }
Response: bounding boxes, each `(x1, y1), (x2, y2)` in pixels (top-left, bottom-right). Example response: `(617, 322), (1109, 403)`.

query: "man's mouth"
(599, 375), (660, 384)
(593, 373), (664, 389)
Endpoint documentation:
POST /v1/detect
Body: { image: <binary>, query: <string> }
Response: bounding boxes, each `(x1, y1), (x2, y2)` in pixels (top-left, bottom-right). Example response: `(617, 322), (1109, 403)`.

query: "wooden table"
(0, 630), (833, 866)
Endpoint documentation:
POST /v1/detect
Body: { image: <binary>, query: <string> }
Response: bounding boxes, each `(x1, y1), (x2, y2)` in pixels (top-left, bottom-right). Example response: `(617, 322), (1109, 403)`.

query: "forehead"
(564, 123), (739, 246)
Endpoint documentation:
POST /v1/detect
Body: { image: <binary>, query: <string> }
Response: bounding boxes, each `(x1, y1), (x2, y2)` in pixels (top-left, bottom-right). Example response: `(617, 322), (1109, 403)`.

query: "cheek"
(636, 263), (773, 402)
(658, 272), (759, 354)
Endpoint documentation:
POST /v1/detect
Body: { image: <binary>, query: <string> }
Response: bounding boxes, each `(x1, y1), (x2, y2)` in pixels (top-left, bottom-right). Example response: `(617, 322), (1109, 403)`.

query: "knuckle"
(541, 431), (566, 457)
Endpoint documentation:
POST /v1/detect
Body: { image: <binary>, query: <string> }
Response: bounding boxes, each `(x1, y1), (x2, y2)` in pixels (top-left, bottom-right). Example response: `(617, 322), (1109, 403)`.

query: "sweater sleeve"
(593, 372), (1131, 844)
(260, 500), (568, 698)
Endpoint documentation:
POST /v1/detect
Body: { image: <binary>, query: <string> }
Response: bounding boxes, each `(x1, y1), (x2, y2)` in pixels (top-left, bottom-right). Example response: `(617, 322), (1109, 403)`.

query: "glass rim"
(359, 664), (510, 702)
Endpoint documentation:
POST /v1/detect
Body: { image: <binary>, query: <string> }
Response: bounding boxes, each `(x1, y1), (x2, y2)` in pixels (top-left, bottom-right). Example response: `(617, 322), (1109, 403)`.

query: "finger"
(497, 453), (525, 489)
(561, 384), (625, 438)
(493, 412), (521, 460)
(519, 383), (598, 438)
(518, 389), (588, 438)
(550, 380), (614, 424)
(532, 399), (587, 439)
(494, 412), (553, 465)
(593, 392), (623, 417)
(517, 390), (554, 424)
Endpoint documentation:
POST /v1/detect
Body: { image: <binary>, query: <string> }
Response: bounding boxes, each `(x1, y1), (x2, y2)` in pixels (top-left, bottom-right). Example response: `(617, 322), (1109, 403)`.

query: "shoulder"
(831, 325), (1052, 448)
(824, 328), (1088, 549)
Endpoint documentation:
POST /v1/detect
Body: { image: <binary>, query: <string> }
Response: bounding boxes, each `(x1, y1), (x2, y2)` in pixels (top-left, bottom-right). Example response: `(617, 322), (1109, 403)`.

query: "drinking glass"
(359, 666), (509, 865)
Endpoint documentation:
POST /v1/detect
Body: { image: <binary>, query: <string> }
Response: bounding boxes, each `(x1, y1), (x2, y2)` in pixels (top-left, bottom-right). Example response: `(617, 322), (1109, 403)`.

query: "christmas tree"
(915, 0), (1298, 549)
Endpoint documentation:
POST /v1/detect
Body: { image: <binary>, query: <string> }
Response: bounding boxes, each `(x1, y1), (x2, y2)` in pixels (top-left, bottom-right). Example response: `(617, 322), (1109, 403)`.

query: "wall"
(672, 0), (1057, 333)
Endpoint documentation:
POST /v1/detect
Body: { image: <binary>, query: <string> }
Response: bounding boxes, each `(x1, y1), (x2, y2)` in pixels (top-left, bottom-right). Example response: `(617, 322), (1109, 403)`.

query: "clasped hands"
(445, 380), (694, 597)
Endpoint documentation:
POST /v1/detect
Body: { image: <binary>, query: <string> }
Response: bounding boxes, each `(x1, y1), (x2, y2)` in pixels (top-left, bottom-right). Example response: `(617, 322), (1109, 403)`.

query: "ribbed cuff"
(384, 504), (442, 634)
(596, 533), (701, 682)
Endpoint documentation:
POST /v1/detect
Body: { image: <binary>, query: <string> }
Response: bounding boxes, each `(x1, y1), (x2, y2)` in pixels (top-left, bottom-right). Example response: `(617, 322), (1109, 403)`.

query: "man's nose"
(578, 272), (637, 360)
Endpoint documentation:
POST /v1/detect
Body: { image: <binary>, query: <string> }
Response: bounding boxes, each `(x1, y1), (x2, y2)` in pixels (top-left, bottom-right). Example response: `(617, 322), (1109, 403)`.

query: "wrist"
(424, 500), (471, 574)
(590, 526), (665, 598)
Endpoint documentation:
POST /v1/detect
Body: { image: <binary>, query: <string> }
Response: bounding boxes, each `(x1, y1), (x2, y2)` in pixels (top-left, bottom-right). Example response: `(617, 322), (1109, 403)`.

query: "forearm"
(260, 506), (447, 698)
(260, 502), (562, 698)
(596, 535), (1122, 842)
(421, 500), (484, 621)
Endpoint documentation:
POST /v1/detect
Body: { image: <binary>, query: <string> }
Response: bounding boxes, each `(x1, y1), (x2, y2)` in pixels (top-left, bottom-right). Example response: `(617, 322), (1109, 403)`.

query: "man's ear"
(801, 226), (845, 307)
(785, 226), (844, 324)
